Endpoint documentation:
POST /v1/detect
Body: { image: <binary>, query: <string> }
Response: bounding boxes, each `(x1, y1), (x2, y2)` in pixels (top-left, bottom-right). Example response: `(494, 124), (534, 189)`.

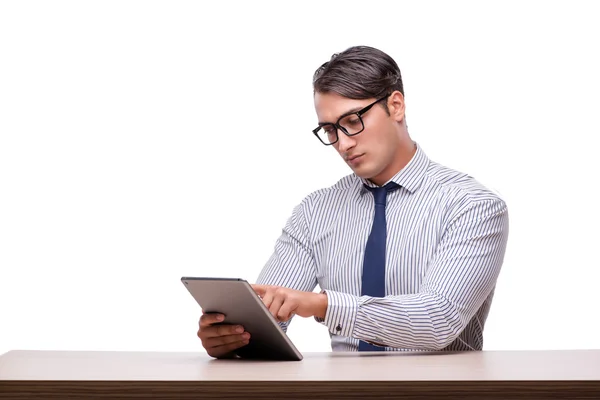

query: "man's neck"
(368, 141), (417, 186)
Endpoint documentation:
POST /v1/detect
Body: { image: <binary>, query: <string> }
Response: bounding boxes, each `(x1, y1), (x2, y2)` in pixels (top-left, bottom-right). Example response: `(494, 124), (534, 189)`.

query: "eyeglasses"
(312, 94), (389, 146)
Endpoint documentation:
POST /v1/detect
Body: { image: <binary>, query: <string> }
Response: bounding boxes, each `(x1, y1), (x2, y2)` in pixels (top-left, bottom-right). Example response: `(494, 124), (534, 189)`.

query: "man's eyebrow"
(318, 106), (363, 125)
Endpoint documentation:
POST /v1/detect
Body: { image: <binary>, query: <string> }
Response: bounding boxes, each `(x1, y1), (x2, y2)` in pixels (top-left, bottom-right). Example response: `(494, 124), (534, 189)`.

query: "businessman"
(198, 45), (509, 358)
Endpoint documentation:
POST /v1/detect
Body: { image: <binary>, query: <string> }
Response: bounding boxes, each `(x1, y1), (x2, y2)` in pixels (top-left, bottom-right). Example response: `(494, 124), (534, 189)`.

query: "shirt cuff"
(319, 290), (358, 337)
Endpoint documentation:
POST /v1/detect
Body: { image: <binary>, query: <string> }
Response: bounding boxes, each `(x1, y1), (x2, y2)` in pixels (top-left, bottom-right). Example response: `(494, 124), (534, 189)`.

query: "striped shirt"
(257, 143), (509, 351)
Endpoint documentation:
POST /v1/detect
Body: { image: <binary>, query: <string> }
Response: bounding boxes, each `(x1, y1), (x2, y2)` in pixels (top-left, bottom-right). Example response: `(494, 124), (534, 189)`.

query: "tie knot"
(365, 182), (400, 206)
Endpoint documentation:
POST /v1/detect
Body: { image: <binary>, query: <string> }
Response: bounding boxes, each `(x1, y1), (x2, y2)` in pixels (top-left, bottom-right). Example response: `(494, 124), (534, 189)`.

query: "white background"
(1, 1), (599, 356)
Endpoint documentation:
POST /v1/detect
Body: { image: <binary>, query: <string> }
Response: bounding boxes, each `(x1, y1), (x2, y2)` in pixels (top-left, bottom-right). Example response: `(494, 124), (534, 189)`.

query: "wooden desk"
(1, 349), (599, 399)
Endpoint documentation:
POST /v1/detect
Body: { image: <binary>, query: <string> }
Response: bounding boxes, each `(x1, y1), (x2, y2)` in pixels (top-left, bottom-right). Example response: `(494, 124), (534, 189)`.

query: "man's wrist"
(312, 292), (328, 319)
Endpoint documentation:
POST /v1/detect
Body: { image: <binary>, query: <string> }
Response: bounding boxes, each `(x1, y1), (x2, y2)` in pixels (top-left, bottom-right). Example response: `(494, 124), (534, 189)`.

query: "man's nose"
(336, 131), (355, 153)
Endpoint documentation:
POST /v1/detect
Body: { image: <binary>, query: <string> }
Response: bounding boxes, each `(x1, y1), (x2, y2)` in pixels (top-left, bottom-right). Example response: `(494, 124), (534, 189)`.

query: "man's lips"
(346, 154), (364, 161)
(346, 154), (365, 165)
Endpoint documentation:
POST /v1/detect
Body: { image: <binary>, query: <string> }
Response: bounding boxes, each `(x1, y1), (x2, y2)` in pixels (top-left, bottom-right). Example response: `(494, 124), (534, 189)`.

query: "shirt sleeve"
(255, 200), (318, 332)
(322, 197), (509, 350)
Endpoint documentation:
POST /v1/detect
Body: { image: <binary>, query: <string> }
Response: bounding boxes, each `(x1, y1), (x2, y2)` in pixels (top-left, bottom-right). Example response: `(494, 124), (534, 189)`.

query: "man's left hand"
(251, 284), (327, 322)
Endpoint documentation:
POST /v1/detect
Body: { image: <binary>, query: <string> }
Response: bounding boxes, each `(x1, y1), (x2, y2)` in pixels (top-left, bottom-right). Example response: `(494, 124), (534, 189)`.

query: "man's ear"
(387, 90), (406, 122)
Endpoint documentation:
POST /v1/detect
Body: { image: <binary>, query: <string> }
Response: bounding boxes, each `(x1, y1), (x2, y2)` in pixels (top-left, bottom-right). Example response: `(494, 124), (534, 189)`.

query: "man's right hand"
(197, 312), (251, 358)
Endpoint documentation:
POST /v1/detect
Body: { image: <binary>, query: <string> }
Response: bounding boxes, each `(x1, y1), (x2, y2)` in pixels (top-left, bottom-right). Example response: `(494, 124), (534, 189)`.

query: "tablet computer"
(181, 277), (303, 361)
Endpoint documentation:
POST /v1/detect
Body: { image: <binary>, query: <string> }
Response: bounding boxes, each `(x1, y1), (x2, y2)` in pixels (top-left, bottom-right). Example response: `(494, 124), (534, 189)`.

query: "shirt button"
(336, 324), (342, 332)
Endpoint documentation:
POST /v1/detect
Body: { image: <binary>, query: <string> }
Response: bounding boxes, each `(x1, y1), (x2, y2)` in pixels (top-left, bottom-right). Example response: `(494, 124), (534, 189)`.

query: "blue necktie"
(358, 181), (400, 351)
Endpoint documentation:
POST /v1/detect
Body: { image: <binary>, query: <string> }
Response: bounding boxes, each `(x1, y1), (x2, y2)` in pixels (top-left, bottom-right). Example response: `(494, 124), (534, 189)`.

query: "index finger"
(251, 284), (268, 297)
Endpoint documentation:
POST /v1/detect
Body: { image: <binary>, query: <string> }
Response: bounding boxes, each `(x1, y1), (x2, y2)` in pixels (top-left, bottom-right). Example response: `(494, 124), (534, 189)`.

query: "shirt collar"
(359, 142), (430, 194)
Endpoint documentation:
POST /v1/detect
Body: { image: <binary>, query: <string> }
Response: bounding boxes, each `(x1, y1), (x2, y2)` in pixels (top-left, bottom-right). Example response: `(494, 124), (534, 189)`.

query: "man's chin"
(350, 166), (375, 180)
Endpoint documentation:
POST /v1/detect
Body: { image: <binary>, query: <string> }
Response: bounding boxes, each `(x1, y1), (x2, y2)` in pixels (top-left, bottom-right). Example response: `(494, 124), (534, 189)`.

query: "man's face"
(314, 91), (401, 184)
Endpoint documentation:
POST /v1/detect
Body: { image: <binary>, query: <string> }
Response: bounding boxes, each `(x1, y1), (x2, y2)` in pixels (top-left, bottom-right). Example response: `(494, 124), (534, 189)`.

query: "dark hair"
(312, 46), (404, 105)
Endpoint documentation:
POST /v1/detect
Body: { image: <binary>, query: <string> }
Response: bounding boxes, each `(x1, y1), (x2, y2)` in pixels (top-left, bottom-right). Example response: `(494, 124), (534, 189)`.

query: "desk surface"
(1, 349), (599, 399)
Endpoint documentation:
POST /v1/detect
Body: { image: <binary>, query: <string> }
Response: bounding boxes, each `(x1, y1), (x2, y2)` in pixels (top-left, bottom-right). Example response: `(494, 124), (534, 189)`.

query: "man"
(198, 46), (509, 358)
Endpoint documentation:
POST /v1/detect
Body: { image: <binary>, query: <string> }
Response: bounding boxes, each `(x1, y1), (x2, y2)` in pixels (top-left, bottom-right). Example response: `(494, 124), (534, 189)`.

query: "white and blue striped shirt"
(257, 143), (509, 351)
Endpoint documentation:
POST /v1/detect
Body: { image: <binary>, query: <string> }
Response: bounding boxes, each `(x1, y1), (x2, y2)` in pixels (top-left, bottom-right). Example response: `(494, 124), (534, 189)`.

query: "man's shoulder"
(425, 162), (508, 228)
(299, 174), (358, 207)
(426, 161), (506, 204)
